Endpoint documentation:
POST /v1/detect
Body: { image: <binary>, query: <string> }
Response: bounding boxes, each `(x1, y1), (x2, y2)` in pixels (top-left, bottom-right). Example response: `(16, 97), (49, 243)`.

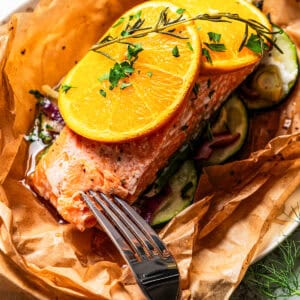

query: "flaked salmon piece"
(30, 65), (255, 231)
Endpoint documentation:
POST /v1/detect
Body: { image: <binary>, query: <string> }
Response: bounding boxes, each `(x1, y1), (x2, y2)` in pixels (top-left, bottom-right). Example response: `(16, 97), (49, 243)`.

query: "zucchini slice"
(151, 160), (197, 226)
(205, 94), (248, 165)
(240, 24), (299, 110)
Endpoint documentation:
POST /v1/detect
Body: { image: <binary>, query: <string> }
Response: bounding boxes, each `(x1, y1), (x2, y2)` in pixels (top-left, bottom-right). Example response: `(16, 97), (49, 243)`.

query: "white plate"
(0, 0), (39, 25)
(0, 0), (299, 297)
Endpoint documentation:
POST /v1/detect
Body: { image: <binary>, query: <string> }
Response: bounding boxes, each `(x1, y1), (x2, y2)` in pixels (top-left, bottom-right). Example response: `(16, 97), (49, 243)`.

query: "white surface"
(0, 0), (37, 24)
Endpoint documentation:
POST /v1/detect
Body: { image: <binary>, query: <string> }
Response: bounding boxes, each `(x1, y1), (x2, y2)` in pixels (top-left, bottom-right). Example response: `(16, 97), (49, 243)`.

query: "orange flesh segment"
(59, 2), (201, 142)
(170, 0), (271, 73)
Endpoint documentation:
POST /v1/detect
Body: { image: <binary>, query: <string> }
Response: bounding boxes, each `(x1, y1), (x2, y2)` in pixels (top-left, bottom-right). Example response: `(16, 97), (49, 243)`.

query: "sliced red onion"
(40, 98), (65, 124)
(140, 185), (172, 223)
(194, 133), (241, 160)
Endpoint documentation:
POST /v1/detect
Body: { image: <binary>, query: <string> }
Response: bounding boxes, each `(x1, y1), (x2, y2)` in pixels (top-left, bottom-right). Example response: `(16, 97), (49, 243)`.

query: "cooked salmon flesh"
(30, 66), (255, 231)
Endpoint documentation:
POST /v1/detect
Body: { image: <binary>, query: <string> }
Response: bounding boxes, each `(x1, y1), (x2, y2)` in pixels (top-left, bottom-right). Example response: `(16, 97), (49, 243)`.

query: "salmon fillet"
(31, 66), (255, 230)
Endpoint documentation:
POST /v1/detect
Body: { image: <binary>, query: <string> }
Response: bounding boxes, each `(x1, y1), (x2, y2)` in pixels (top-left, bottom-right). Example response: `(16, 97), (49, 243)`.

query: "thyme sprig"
(91, 8), (280, 55)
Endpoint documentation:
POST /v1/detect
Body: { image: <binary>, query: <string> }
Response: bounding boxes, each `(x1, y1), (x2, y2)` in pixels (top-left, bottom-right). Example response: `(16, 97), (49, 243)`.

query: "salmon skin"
(30, 66), (255, 231)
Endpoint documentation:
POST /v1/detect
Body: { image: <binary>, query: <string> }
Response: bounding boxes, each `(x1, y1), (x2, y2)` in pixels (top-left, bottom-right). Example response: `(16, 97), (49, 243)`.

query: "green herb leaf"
(109, 62), (134, 89)
(61, 84), (75, 94)
(127, 43), (143, 61)
(245, 33), (268, 54)
(29, 90), (44, 100)
(120, 82), (132, 90)
(129, 10), (142, 21)
(121, 30), (130, 37)
(233, 234), (300, 299)
(187, 41), (194, 51)
(204, 43), (226, 52)
(147, 72), (153, 78)
(208, 32), (221, 43)
(40, 133), (53, 144)
(112, 17), (125, 28)
(25, 132), (39, 142)
(99, 89), (106, 97)
(45, 124), (54, 130)
(176, 8), (186, 14)
(120, 61), (135, 74)
(172, 45), (180, 57)
(98, 73), (109, 82)
(91, 11), (279, 60)
(202, 48), (212, 64)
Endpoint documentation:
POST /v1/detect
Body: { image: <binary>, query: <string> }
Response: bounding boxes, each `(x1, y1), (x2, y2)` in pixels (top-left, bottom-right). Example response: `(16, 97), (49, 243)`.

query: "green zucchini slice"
(205, 94), (248, 165)
(151, 160), (197, 226)
(240, 24), (299, 110)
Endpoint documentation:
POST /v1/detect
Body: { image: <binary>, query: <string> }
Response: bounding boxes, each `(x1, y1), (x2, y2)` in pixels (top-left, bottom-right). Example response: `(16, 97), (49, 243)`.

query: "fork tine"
(98, 192), (158, 257)
(89, 191), (148, 261)
(113, 195), (169, 256)
(80, 192), (137, 263)
(82, 191), (180, 300)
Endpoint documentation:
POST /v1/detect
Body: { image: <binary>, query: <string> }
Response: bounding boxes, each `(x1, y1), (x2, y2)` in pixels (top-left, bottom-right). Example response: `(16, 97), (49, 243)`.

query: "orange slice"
(170, 0), (271, 73)
(58, 1), (201, 143)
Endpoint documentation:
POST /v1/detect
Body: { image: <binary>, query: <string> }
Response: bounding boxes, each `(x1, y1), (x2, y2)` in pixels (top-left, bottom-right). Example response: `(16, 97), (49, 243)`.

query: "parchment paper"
(0, 0), (300, 299)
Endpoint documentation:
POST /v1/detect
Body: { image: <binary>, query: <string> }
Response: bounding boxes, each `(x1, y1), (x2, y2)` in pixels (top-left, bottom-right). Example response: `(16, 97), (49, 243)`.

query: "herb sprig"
(99, 42), (144, 92)
(232, 230), (300, 299)
(91, 8), (280, 56)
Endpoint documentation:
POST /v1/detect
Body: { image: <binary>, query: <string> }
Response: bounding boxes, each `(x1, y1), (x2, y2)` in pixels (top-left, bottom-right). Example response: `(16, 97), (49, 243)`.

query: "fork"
(80, 191), (180, 300)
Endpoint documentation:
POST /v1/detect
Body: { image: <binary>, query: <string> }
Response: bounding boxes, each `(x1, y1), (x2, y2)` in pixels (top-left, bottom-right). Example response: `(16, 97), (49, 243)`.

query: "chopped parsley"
(208, 32), (222, 43)
(100, 43), (143, 92)
(147, 71), (153, 78)
(29, 89), (44, 100)
(129, 10), (142, 21)
(99, 89), (106, 97)
(60, 84), (75, 94)
(25, 132), (39, 142)
(112, 17), (125, 28)
(204, 43), (226, 52)
(45, 124), (54, 130)
(245, 34), (268, 54)
(202, 48), (212, 64)
(172, 45), (180, 57)
(187, 41), (194, 51)
(109, 61), (134, 89)
(127, 43), (143, 61)
(98, 73), (109, 82)
(120, 82), (132, 90)
(121, 30), (130, 37)
(176, 8), (186, 14)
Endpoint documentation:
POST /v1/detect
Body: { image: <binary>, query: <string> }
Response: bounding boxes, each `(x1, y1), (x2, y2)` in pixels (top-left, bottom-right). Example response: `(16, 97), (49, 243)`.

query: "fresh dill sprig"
(283, 202), (300, 223)
(232, 231), (300, 299)
(91, 8), (280, 55)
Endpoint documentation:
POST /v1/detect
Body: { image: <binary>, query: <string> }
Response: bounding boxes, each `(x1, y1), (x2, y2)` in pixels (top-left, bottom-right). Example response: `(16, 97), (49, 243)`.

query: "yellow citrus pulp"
(58, 1), (201, 142)
(170, 0), (271, 73)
